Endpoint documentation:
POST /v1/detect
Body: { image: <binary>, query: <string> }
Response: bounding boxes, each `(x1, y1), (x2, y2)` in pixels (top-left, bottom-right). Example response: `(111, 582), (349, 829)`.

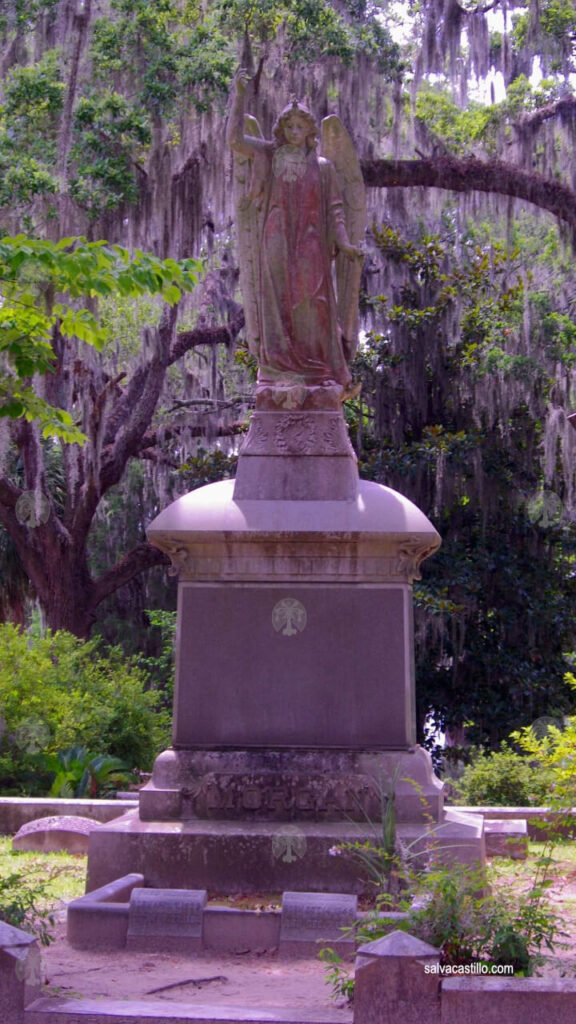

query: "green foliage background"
(0, 624), (170, 792)
(1, 0), (576, 758)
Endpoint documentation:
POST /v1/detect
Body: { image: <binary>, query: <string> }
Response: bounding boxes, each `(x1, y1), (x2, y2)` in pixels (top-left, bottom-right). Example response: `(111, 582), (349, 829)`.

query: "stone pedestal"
(233, 382), (358, 499)
(84, 393), (485, 894)
(140, 471), (441, 827)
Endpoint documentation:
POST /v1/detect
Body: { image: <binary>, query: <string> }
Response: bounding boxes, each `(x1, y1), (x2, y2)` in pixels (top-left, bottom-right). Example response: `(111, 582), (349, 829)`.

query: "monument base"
(86, 807), (484, 895)
(139, 745), (444, 823)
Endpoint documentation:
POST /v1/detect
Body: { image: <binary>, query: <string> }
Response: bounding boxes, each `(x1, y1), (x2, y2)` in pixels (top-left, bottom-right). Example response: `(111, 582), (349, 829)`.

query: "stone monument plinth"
(85, 387), (484, 895)
(139, 470), (441, 824)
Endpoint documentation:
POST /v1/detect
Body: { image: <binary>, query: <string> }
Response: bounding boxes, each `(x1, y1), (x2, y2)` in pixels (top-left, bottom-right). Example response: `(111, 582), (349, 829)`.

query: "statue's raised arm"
(228, 71), (365, 395)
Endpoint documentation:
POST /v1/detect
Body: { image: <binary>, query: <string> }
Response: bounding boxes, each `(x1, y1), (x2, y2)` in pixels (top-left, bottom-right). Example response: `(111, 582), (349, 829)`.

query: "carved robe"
(256, 146), (351, 388)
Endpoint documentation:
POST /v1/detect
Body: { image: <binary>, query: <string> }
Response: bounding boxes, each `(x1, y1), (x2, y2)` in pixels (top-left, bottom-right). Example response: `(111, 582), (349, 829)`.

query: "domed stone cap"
(148, 477), (440, 539)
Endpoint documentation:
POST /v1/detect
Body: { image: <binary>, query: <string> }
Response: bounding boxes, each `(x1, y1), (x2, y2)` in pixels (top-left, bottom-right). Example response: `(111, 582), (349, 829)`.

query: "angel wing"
(233, 113), (265, 358)
(321, 115), (366, 360)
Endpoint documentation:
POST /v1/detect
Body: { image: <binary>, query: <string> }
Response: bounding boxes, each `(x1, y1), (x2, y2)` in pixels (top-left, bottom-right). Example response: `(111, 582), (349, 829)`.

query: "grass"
(490, 840), (576, 887)
(0, 836), (87, 906)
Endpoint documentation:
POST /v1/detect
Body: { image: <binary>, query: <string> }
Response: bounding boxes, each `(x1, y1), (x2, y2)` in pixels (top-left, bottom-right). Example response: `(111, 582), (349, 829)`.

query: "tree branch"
(515, 93), (576, 134)
(136, 421), (246, 453)
(170, 310), (246, 365)
(99, 303), (178, 496)
(0, 476), (22, 528)
(361, 156), (576, 236)
(91, 542), (170, 606)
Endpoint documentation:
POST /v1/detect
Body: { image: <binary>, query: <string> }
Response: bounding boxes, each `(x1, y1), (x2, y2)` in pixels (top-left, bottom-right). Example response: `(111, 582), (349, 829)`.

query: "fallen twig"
(146, 975), (228, 995)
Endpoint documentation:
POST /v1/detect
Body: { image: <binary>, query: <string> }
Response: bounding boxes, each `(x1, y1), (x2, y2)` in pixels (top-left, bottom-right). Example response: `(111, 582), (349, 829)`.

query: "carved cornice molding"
(152, 531), (439, 584)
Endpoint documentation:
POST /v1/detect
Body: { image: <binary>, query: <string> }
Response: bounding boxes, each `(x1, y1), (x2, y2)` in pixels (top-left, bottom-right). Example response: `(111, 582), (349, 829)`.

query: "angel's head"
(273, 99), (318, 151)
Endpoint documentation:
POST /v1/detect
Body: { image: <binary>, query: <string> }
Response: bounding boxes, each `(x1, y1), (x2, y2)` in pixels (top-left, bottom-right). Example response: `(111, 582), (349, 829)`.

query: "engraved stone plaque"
(173, 584), (414, 748)
(127, 888), (207, 953)
(280, 891), (357, 956)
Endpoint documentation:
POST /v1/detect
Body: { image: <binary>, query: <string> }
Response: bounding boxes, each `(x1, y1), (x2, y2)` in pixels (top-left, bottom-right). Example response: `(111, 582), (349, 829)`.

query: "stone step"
(25, 997), (352, 1024)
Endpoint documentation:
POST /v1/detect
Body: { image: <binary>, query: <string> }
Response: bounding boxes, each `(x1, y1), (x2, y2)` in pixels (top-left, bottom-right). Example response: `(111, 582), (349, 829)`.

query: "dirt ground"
(40, 913), (351, 1011)
(37, 859), (576, 1010)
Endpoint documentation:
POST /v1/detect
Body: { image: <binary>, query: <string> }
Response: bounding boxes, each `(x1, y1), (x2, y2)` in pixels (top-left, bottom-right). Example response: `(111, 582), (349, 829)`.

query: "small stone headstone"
(484, 819), (528, 860)
(12, 816), (99, 855)
(127, 888), (207, 953)
(279, 891), (357, 957)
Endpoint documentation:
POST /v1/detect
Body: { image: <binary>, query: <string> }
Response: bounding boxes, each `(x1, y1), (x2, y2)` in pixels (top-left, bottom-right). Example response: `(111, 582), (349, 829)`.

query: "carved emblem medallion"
(272, 598), (307, 636)
(272, 825), (307, 862)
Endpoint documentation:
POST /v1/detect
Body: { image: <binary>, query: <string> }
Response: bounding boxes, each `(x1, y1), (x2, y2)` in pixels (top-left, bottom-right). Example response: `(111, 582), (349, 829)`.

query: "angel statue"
(227, 70), (366, 397)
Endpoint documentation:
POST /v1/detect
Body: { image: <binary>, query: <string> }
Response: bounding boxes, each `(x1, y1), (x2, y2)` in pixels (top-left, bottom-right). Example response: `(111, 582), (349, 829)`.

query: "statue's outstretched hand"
(339, 243), (365, 262)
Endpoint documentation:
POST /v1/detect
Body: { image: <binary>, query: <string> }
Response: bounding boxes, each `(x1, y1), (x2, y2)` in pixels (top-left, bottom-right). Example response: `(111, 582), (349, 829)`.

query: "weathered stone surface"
(254, 383), (343, 412)
(67, 875), (144, 951)
(233, 389), (358, 499)
(84, 812), (484, 895)
(233, 451), (359, 500)
(202, 907), (281, 954)
(140, 747), (444, 824)
(171, 582), (413, 750)
(228, 85), (365, 392)
(354, 930), (441, 1024)
(279, 891), (357, 957)
(25, 996), (352, 1022)
(240, 410), (354, 457)
(453, 805), (576, 841)
(126, 888), (207, 953)
(0, 921), (42, 1024)
(441, 977), (576, 1024)
(434, 809), (486, 866)
(12, 815), (99, 854)
(484, 819), (528, 860)
(147, 478), (441, 584)
(357, 930), (441, 959)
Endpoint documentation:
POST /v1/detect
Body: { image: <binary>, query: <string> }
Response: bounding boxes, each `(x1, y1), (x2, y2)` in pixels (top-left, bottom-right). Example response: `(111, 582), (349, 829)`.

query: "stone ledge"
(0, 798), (135, 837)
(25, 998), (352, 1024)
(441, 976), (576, 1024)
(85, 810), (483, 895)
(450, 805), (576, 840)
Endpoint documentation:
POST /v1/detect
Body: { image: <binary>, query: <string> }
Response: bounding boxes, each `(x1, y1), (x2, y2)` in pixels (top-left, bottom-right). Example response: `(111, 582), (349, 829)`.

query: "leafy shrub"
(451, 744), (553, 806)
(40, 746), (134, 798)
(322, 855), (563, 1002)
(376, 858), (559, 974)
(0, 623), (170, 793)
(511, 689), (576, 812)
(0, 870), (55, 946)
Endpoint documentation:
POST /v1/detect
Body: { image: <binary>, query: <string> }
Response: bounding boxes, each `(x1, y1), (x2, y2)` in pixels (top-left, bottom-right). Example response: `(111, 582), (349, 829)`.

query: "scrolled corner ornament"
(395, 536), (441, 582)
(152, 536), (195, 577)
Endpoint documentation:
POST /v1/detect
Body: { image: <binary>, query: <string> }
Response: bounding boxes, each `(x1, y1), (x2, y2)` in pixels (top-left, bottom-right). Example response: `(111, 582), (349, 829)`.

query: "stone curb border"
(66, 879), (367, 957)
